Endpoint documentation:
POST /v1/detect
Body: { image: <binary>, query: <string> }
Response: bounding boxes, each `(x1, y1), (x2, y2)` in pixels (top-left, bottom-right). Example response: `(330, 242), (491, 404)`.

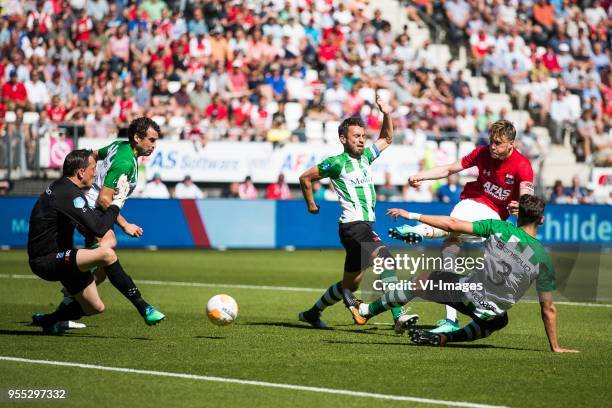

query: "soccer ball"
(206, 294), (238, 326)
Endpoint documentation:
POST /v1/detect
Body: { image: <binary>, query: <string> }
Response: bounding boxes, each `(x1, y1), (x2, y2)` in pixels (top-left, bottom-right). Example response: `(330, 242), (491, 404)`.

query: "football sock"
(379, 269), (403, 321)
(446, 315), (508, 343)
(441, 241), (461, 321)
(446, 320), (489, 342)
(46, 301), (85, 323)
(368, 286), (415, 317)
(104, 260), (149, 317)
(413, 224), (448, 239)
(312, 281), (343, 312)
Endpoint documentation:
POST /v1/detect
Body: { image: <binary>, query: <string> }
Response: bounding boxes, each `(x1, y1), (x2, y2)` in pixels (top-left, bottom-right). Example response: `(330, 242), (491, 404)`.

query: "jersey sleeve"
(536, 257), (556, 292)
(317, 155), (343, 179)
(517, 157), (534, 184)
(471, 219), (499, 238)
(103, 160), (132, 189)
(362, 144), (380, 165)
(461, 146), (485, 169)
(97, 143), (112, 160)
(55, 189), (119, 238)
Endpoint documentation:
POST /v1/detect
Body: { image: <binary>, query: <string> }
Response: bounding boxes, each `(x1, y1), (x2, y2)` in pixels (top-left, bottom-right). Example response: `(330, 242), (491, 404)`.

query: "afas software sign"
(77, 139), (427, 184)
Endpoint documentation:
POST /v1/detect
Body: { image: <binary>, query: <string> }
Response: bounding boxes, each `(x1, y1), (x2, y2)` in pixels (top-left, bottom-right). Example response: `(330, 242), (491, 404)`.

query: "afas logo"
(483, 181), (510, 200)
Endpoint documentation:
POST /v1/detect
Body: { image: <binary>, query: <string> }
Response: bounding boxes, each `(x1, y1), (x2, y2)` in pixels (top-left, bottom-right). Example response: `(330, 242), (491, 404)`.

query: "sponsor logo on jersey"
(73, 197), (86, 209)
(505, 174), (514, 185)
(349, 175), (373, 186)
(483, 181), (511, 200)
(482, 169), (491, 177)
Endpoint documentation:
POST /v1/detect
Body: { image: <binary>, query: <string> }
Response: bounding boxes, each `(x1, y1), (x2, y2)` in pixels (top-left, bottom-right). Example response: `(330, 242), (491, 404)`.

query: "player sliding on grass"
(32, 117), (165, 329)
(389, 120), (534, 334)
(298, 95), (418, 332)
(28, 150), (130, 334)
(352, 195), (578, 353)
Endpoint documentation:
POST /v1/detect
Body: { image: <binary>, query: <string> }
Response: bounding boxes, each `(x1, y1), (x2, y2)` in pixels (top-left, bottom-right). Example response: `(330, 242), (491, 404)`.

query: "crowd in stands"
(0, 0), (609, 200)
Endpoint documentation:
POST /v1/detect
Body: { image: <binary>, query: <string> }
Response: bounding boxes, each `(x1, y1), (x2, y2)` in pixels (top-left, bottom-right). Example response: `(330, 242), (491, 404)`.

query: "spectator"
(221, 182), (241, 199)
(550, 180), (570, 204)
(2, 71), (28, 109)
(377, 172), (400, 202)
(141, 173), (170, 199)
(266, 174), (291, 200)
(565, 175), (589, 204)
(25, 71), (49, 112)
(174, 175), (204, 199)
(437, 174), (461, 204)
(239, 176), (258, 200)
(576, 109), (596, 162)
(85, 108), (115, 138)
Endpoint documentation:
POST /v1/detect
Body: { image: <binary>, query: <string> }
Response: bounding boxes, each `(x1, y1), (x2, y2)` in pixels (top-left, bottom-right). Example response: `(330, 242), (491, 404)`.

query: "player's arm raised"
(386, 209), (474, 234)
(299, 166), (324, 214)
(408, 160), (464, 188)
(538, 291), (579, 353)
(374, 94), (393, 153)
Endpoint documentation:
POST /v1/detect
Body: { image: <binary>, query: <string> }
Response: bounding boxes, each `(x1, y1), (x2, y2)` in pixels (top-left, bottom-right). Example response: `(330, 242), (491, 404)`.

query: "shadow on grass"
(323, 338), (545, 352)
(194, 336), (226, 340)
(0, 329), (153, 341)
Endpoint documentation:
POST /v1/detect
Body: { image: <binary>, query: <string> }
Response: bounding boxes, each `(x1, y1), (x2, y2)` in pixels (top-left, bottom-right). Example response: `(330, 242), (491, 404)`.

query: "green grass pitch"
(0, 249), (611, 407)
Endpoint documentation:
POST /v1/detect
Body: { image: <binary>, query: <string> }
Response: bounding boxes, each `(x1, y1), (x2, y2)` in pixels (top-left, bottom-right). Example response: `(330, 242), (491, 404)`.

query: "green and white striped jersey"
(85, 140), (138, 207)
(317, 144), (380, 223)
(461, 219), (556, 319)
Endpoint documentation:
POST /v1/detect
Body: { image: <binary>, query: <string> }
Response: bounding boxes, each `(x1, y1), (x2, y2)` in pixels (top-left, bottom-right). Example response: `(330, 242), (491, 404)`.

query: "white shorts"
(449, 199), (500, 242)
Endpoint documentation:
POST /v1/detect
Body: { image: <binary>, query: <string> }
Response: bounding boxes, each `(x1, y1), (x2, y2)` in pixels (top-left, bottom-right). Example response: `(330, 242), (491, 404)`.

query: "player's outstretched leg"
(103, 259), (165, 325)
(298, 281), (343, 329)
(389, 223), (448, 244)
(351, 284), (416, 329)
(408, 314), (508, 346)
(369, 246), (418, 330)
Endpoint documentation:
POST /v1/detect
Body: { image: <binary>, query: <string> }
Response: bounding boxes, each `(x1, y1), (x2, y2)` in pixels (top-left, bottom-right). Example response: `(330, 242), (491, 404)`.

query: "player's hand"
(111, 174), (130, 209)
(307, 203), (320, 214)
(122, 223), (143, 237)
(386, 208), (410, 220)
(552, 347), (579, 353)
(507, 200), (519, 216)
(408, 175), (423, 188)
(376, 94), (391, 115)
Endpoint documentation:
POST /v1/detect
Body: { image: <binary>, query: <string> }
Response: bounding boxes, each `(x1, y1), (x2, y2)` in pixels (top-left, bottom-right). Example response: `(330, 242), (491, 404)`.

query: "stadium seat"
(439, 140), (458, 161)
(458, 141), (476, 158)
(359, 87), (376, 104)
(507, 110), (530, 132)
(152, 115), (166, 126)
(284, 102), (303, 131)
(305, 119), (324, 142)
(168, 116), (186, 129)
(23, 111), (39, 124)
(167, 81), (181, 94)
(428, 44), (451, 70)
(324, 121), (341, 144)
(4, 111), (16, 123)
(376, 88), (391, 104)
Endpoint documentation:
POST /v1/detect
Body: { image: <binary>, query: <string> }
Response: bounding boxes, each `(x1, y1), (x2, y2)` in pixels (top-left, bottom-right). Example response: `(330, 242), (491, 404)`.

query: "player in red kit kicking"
(390, 120), (535, 333)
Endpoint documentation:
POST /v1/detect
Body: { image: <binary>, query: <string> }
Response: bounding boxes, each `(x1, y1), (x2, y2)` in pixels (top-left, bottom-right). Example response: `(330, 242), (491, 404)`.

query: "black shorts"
(339, 221), (386, 273)
(419, 271), (508, 328)
(29, 249), (94, 295)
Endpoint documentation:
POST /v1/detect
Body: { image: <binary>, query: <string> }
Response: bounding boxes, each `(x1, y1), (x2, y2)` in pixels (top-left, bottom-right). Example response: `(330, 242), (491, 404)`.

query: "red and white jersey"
(460, 146), (533, 220)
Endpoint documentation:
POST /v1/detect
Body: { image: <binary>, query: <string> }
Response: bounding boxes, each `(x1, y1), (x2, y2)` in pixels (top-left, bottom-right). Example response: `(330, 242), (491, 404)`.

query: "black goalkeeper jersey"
(27, 177), (119, 259)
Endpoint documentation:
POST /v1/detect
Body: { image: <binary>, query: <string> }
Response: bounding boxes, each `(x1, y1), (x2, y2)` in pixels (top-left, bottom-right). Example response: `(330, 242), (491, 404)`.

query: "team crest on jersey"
(73, 197), (86, 208)
(505, 174), (514, 185)
(320, 162), (331, 170)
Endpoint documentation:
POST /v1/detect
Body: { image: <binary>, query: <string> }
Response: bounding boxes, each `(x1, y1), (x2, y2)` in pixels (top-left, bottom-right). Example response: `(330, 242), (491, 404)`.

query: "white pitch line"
(0, 356), (507, 408)
(1, 274), (611, 308)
